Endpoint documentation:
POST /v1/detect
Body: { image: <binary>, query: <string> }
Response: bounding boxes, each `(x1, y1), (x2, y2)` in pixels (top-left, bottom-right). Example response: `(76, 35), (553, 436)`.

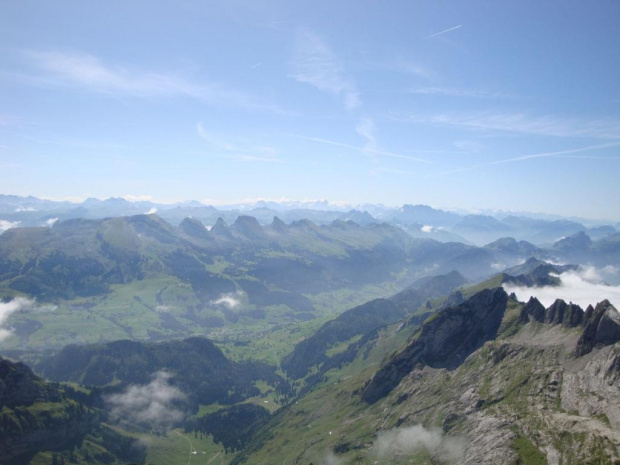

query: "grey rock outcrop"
(576, 300), (620, 357)
(361, 288), (508, 403)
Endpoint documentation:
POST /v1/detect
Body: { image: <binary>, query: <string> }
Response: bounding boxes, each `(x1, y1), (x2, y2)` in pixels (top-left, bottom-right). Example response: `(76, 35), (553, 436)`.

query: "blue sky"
(1, 0), (619, 219)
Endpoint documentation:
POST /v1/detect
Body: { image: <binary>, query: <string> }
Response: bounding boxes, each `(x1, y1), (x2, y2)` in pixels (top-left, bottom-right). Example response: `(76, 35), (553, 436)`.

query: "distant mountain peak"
(289, 219), (319, 231)
(231, 215), (266, 239)
(270, 216), (288, 233)
(553, 231), (593, 250)
(209, 217), (233, 237)
(179, 217), (209, 239)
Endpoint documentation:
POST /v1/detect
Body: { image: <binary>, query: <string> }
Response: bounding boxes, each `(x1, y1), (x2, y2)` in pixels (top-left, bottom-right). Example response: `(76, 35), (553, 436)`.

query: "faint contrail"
(289, 134), (432, 163)
(425, 25), (462, 39)
(441, 141), (620, 174)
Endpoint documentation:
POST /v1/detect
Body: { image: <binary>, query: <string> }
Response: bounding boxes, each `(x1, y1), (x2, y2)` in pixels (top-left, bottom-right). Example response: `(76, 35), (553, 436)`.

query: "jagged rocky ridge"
(361, 288), (508, 404)
(363, 291), (620, 404)
(239, 289), (620, 464)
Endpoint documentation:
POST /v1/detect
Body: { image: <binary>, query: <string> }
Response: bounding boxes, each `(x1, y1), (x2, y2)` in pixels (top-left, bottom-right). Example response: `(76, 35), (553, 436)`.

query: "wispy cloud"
(400, 112), (620, 139)
(291, 133), (431, 163)
(289, 29), (360, 110)
(355, 118), (378, 152)
(412, 87), (515, 100)
(18, 50), (283, 113)
(197, 123), (279, 162)
(425, 25), (462, 40)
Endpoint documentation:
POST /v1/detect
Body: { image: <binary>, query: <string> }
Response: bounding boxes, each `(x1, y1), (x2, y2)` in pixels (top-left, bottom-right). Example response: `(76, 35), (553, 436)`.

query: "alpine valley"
(1, 196), (620, 465)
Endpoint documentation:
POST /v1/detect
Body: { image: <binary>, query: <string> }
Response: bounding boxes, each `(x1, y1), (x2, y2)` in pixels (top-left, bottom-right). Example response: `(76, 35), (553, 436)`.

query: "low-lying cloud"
(211, 290), (244, 309)
(0, 297), (56, 342)
(0, 219), (20, 233)
(503, 266), (620, 309)
(106, 371), (186, 429)
(420, 225), (446, 233)
(373, 425), (466, 463)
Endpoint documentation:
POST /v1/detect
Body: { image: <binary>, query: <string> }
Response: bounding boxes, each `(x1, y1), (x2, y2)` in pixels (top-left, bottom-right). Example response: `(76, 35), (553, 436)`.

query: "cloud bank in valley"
(0, 297), (57, 342)
(503, 266), (620, 309)
(0, 219), (20, 233)
(106, 371), (186, 428)
(372, 424), (466, 462)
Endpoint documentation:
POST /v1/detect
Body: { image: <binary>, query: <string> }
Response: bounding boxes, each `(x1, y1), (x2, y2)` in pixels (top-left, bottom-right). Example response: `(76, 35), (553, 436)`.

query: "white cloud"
(19, 50), (283, 113)
(45, 217), (59, 227)
(0, 220), (20, 233)
(14, 207), (37, 212)
(211, 290), (244, 309)
(0, 298), (56, 342)
(503, 267), (620, 309)
(373, 425), (466, 462)
(122, 194), (153, 202)
(106, 371), (186, 428)
(289, 29), (360, 110)
(421, 225), (434, 233)
(145, 208), (157, 215)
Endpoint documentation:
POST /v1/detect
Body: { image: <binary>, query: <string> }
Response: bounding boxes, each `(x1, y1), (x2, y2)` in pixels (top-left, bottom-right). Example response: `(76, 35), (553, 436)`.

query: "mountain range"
(1, 196), (620, 464)
(1, 195), (617, 247)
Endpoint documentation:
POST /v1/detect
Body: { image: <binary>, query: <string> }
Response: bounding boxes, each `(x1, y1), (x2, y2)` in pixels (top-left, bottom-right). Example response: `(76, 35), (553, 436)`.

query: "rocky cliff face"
(576, 300), (620, 357)
(519, 296), (585, 327)
(239, 289), (620, 465)
(361, 288), (508, 403)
